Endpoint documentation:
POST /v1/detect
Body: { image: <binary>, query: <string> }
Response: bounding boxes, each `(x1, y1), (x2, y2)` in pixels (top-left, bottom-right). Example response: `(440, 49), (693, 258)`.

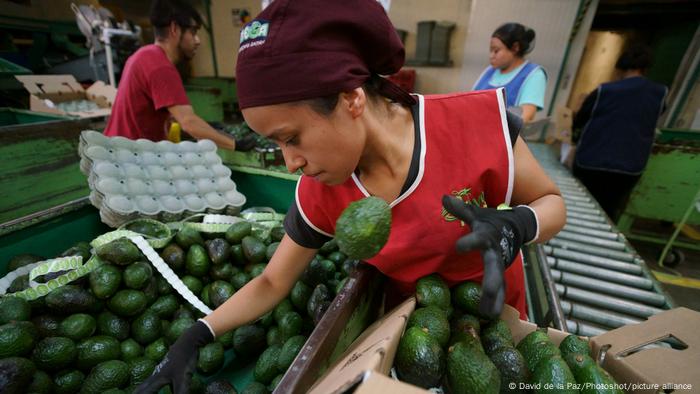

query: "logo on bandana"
(441, 187), (486, 225)
(239, 20), (269, 53)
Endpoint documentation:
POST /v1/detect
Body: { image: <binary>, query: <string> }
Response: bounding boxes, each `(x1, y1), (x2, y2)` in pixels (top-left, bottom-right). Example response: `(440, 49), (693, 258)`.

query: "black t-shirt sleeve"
(283, 202), (332, 249)
(506, 109), (522, 146)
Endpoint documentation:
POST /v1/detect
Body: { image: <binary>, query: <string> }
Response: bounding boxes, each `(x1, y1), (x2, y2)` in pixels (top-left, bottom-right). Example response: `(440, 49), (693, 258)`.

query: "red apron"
(296, 89), (528, 319)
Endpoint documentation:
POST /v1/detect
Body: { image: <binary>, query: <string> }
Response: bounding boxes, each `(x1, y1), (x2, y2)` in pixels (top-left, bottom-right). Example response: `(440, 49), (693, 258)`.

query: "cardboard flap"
(590, 307), (700, 387)
(500, 304), (569, 346)
(308, 297), (416, 394)
(354, 371), (430, 394)
(15, 75), (84, 96)
(86, 80), (117, 107)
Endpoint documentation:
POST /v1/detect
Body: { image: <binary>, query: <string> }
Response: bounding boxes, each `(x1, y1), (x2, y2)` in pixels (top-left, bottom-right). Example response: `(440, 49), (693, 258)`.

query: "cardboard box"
(15, 75), (116, 119)
(308, 297), (416, 394)
(311, 296), (700, 394)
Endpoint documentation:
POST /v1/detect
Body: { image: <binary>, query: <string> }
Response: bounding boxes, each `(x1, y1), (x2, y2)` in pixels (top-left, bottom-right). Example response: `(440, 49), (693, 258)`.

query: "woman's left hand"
(442, 195), (538, 318)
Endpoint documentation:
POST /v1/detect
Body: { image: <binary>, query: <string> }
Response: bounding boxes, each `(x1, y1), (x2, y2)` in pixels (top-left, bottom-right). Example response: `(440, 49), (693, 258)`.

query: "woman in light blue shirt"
(473, 23), (547, 122)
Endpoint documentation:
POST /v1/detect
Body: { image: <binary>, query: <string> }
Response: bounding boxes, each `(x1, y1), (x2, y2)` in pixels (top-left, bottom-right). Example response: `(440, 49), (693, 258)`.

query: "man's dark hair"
(616, 42), (653, 71)
(150, 0), (203, 39)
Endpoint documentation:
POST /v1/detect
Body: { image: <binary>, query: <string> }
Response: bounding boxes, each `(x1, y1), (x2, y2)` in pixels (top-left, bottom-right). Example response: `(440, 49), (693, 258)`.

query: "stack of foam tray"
(79, 130), (246, 227)
(528, 143), (675, 336)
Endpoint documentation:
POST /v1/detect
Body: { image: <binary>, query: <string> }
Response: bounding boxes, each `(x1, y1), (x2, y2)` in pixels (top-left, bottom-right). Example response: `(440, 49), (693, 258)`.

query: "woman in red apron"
(137, 1), (565, 392)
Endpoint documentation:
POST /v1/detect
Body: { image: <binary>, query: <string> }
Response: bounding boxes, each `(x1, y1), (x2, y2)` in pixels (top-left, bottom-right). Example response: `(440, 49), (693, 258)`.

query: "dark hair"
(304, 75), (387, 116)
(616, 43), (653, 71)
(150, 0), (203, 39)
(492, 23), (536, 57)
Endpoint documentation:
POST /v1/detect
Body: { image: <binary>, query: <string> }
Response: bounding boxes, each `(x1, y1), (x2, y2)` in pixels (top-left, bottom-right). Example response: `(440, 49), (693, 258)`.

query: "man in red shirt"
(104, 0), (235, 149)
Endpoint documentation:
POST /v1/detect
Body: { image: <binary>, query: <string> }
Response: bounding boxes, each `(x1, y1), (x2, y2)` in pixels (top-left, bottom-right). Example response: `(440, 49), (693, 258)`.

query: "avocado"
(0, 296), (31, 324)
(230, 244), (247, 266)
(120, 338), (143, 361)
(28, 369), (53, 394)
(290, 282), (312, 311)
(186, 244), (211, 277)
(531, 356), (578, 394)
(144, 338), (168, 361)
(452, 281), (486, 317)
(210, 263), (235, 281)
(523, 340), (562, 374)
(209, 280), (236, 308)
(335, 277), (349, 294)
(300, 259), (335, 287)
(96, 238), (142, 266)
(225, 221), (252, 244)
(241, 381), (269, 394)
(206, 238), (231, 265)
(31, 336), (76, 372)
(407, 306), (450, 347)
(166, 317), (195, 344)
(81, 359), (129, 394)
(6, 254), (43, 273)
(155, 276), (173, 295)
(59, 242), (92, 261)
(278, 312), (303, 342)
(59, 313), (96, 341)
(201, 284), (213, 308)
(108, 290), (147, 317)
(127, 357), (156, 386)
(277, 335), (306, 372)
(267, 326), (281, 347)
(340, 259), (359, 277)
(76, 335), (121, 370)
(446, 339), (500, 394)
(124, 219), (168, 239)
(0, 321), (36, 357)
(205, 379), (238, 394)
(516, 329), (550, 359)
(96, 311), (130, 340)
(231, 271), (251, 290)
(270, 226), (286, 243)
(307, 284), (332, 325)
(172, 305), (196, 320)
(481, 319), (514, 355)
(233, 324), (267, 357)
(266, 242), (279, 261)
(415, 274), (451, 311)
(450, 313), (480, 345)
(45, 285), (97, 314)
(160, 243), (185, 271)
(53, 369), (84, 394)
(242, 236), (267, 264)
(335, 197), (391, 259)
(319, 239), (338, 255)
(122, 261), (153, 290)
(147, 294), (179, 319)
(175, 226), (205, 249)
(254, 344), (282, 384)
(559, 334), (591, 358)
(89, 264), (123, 299)
(489, 346), (529, 394)
(7, 275), (29, 293)
(32, 314), (61, 338)
(0, 357), (36, 394)
(217, 329), (234, 349)
(564, 353), (623, 394)
(395, 326), (445, 388)
(197, 342), (225, 375)
(130, 312), (162, 345)
(273, 299), (295, 324)
(181, 275), (204, 295)
(249, 263), (267, 278)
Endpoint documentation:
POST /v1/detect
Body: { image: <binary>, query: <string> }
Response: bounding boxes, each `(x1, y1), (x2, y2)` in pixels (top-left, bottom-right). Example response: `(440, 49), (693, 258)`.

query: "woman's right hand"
(134, 319), (214, 394)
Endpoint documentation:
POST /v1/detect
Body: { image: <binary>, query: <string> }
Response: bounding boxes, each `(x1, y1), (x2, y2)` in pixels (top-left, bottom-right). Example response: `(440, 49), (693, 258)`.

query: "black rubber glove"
(134, 320), (214, 394)
(442, 195), (538, 319)
(235, 133), (258, 152)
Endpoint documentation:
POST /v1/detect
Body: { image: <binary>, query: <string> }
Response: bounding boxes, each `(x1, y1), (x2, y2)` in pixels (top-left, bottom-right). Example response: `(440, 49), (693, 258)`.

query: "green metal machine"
(617, 129), (700, 263)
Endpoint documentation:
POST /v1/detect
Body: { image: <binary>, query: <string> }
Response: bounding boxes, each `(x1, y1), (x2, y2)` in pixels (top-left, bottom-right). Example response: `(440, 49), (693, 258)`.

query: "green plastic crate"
(0, 107), (69, 127)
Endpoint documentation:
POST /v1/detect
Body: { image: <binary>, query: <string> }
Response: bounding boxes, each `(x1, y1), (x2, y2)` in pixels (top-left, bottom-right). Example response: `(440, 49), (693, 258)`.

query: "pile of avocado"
(394, 275), (623, 394)
(0, 218), (357, 394)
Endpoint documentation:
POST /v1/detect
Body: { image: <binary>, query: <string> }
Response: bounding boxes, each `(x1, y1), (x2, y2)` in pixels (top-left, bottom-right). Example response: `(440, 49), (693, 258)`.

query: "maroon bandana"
(236, 0), (414, 109)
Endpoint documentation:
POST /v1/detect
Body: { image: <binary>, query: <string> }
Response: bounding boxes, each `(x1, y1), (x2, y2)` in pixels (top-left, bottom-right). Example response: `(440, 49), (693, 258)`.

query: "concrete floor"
(631, 240), (700, 312)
